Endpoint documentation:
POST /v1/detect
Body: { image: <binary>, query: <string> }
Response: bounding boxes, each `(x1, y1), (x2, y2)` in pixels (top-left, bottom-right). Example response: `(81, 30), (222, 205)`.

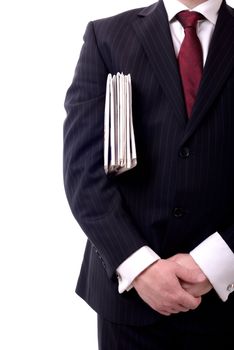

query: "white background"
(0, 1), (233, 349)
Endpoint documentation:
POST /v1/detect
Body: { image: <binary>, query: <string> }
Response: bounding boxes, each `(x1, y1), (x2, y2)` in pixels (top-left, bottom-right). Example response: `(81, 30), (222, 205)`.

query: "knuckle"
(173, 292), (184, 304)
(177, 296), (191, 309)
(151, 300), (160, 311)
(180, 308), (189, 313)
(152, 303), (158, 311)
(173, 293), (181, 302)
(159, 309), (171, 316)
(190, 303), (198, 310)
(189, 299), (200, 310)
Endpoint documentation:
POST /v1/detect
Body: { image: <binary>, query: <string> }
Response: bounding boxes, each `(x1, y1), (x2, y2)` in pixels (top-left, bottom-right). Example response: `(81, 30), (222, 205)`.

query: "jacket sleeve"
(63, 21), (147, 279)
(219, 223), (234, 252)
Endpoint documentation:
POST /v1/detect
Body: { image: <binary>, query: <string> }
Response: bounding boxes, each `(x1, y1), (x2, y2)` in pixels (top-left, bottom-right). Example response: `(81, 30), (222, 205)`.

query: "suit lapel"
(182, 1), (234, 143)
(132, 0), (187, 128)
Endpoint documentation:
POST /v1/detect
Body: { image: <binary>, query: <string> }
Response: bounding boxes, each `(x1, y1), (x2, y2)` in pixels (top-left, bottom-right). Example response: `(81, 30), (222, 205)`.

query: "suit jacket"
(63, 0), (234, 328)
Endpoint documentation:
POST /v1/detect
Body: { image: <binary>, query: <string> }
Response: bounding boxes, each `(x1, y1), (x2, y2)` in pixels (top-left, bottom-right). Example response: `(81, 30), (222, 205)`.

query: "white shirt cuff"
(190, 232), (234, 301)
(116, 246), (160, 293)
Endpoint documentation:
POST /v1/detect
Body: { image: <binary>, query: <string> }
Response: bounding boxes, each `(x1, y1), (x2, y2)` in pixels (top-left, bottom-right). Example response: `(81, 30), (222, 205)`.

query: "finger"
(167, 256), (176, 262)
(168, 303), (191, 313)
(158, 310), (171, 316)
(176, 265), (205, 284)
(181, 282), (192, 289)
(158, 302), (189, 315)
(178, 292), (202, 310)
(168, 309), (180, 314)
(178, 305), (190, 312)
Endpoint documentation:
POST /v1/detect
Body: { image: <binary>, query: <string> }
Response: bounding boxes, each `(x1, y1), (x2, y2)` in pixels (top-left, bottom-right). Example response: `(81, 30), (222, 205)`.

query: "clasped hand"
(132, 253), (212, 316)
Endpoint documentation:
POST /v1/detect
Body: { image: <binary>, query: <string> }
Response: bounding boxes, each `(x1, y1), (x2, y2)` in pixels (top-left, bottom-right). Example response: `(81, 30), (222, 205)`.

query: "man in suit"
(63, 0), (234, 348)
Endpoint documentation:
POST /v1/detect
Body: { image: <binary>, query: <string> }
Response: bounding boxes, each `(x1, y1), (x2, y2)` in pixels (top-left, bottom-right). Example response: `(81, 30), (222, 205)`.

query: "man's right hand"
(132, 259), (204, 316)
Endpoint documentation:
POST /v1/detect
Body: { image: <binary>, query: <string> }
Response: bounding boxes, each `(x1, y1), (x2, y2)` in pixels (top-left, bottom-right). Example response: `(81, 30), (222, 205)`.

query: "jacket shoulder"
(226, 3), (234, 16)
(92, 7), (143, 27)
(91, 2), (159, 30)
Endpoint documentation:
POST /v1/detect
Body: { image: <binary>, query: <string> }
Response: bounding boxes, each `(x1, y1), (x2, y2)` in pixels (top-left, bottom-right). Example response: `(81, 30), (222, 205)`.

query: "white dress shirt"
(117, 0), (234, 302)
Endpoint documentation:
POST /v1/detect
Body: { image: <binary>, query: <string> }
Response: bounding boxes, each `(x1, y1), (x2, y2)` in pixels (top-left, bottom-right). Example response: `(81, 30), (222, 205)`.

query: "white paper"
(104, 72), (137, 175)
(104, 74), (111, 173)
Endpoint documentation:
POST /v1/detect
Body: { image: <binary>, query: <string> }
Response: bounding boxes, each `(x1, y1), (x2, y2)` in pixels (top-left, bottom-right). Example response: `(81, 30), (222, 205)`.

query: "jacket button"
(179, 147), (190, 158)
(173, 207), (184, 218)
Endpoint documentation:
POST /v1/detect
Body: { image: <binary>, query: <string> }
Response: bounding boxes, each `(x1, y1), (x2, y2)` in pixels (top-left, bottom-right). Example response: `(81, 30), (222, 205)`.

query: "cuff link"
(116, 273), (122, 281)
(227, 283), (234, 292)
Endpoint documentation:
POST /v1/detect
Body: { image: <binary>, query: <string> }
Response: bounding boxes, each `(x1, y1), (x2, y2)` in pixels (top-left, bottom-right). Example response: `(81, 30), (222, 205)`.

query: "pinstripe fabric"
(98, 315), (234, 350)
(98, 315), (177, 350)
(63, 0), (234, 327)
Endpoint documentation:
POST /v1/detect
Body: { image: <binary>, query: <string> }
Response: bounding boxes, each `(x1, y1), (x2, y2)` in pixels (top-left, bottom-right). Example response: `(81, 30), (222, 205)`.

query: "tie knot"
(176, 11), (203, 29)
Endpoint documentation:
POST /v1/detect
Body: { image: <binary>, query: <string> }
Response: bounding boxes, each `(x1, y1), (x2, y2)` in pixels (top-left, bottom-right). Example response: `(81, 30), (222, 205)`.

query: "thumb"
(175, 265), (205, 284)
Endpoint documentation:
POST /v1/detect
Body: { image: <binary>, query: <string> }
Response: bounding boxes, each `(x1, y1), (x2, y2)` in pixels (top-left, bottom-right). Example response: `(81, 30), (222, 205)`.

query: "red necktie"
(176, 11), (204, 118)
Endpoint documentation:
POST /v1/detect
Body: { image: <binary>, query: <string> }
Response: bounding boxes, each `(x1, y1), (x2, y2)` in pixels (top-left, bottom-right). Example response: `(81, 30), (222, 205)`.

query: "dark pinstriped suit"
(64, 0), (234, 338)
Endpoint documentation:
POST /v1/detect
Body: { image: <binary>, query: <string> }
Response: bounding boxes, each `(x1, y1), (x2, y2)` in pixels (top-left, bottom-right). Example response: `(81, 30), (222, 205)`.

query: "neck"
(177, 0), (208, 9)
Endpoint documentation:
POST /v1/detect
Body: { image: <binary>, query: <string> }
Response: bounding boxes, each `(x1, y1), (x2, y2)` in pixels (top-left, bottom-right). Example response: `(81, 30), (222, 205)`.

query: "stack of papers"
(104, 73), (137, 175)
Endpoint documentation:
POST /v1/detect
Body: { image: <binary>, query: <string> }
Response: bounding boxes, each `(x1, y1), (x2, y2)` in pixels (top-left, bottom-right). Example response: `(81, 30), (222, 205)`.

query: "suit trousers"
(98, 314), (233, 350)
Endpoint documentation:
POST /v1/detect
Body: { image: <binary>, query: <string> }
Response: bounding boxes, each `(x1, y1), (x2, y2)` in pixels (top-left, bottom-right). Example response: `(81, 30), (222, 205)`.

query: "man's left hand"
(168, 254), (212, 297)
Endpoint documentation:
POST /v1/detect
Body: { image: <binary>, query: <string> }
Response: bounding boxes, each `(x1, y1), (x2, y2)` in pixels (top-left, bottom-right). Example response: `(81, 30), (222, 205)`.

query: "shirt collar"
(163, 0), (223, 25)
